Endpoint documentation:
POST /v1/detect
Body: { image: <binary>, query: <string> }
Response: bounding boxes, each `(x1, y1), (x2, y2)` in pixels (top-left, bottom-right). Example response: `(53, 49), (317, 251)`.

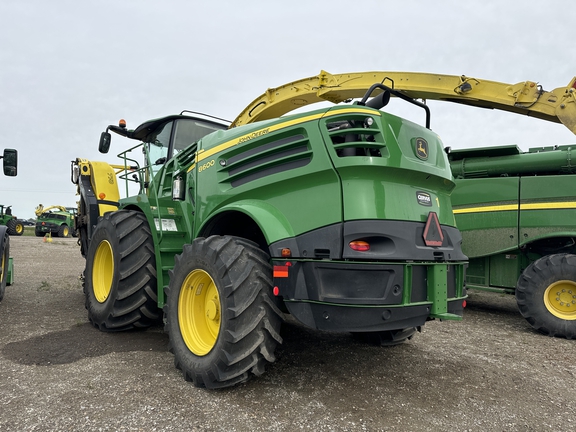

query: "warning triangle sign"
(423, 211), (444, 247)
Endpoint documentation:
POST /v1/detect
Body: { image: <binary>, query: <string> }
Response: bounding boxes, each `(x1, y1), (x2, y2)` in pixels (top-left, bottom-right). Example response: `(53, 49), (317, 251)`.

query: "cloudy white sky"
(1, 0), (574, 219)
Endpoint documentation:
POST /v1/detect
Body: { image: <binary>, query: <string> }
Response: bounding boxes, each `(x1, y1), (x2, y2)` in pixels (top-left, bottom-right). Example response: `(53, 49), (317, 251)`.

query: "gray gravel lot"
(0, 236), (574, 431)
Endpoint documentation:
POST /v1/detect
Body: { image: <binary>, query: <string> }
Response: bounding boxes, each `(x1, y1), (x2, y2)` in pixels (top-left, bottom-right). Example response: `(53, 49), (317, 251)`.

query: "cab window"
(147, 121), (173, 174)
(171, 119), (227, 157)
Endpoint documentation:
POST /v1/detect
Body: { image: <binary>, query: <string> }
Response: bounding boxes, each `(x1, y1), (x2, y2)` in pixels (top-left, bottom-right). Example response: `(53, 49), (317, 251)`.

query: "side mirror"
(99, 132), (111, 154)
(2, 148), (17, 176)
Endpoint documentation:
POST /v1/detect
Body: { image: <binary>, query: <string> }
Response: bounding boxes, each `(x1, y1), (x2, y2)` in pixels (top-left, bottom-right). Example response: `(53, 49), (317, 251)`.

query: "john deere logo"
(415, 138), (428, 160)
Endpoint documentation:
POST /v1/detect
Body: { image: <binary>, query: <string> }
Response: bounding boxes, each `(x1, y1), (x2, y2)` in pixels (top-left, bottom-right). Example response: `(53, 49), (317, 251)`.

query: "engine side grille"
(220, 132), (312, 187)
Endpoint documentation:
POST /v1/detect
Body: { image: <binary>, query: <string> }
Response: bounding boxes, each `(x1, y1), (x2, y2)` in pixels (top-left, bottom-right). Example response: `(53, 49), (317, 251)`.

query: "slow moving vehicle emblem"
(423, 211), (444, 246)
(415, 138), (428, 160)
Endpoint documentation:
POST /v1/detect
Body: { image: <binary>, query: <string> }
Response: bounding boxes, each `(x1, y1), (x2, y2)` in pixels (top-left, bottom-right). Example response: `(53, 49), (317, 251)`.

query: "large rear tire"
(84, 210), (160, 331)
(516, 253), (576, 339)
(0, 228), (9, 302)
(165, 236), (284, 389)
(57, 224), (70, 238)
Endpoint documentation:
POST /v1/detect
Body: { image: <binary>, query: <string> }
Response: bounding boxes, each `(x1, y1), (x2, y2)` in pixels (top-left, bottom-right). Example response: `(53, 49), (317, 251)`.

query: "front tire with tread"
(165, 236), (284, 389)
(84, 210), (160, 331)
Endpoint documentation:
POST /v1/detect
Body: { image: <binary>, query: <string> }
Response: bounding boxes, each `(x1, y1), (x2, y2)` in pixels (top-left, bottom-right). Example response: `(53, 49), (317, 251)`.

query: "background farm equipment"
(0, 205), (24, 236)
(34, 204), (77, 238)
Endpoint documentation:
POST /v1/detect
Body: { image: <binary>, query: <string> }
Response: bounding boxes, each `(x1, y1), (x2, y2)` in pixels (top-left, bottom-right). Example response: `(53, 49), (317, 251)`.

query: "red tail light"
(349, 240), (370, 251)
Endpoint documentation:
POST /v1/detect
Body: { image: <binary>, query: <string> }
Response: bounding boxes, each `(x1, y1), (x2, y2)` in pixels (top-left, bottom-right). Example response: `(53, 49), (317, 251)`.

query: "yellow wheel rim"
(63, 226), (69, 237)
(544, 280), (576, 320)
(178, 269), (221, 356)
(16, 224), (23, 234)
(92, 240), (114, 303)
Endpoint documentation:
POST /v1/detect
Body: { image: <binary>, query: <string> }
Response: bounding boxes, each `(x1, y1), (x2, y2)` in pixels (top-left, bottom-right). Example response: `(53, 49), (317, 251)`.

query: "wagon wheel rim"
(178, 269), (221, 356)
(92, 240), (114, 303)
(544, 280), (576, 320)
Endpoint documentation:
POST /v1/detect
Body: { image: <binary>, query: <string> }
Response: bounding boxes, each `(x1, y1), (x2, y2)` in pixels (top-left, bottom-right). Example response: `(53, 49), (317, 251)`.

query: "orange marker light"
(273, 265), (289, 278)
(98, 192), (106, 200)
(119, 119), (127, 128)
(281, 248), (291, 257)
(349, 240), (370, 251)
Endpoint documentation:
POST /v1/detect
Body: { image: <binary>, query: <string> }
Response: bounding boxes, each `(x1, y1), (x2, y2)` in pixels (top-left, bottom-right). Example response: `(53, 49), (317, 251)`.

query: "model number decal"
(198, 159), (215, 172)
(416, 191), (432, 206)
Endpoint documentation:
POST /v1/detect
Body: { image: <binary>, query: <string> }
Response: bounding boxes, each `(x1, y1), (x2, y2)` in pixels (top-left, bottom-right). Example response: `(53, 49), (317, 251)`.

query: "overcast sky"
(1, 0), (575, 219)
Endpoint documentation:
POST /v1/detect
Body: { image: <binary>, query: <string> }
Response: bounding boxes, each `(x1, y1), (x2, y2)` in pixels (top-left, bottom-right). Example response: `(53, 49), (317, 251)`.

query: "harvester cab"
(72, 112), (229, 257)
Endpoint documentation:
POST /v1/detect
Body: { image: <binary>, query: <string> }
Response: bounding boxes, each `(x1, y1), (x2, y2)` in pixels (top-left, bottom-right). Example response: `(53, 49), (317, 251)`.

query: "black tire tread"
(165, 235), (283, 389)
(57, 224), (69, 238)
(85, 210), (160, 331)
(516, 253), (576, 339)
(6, 219), (22, 236)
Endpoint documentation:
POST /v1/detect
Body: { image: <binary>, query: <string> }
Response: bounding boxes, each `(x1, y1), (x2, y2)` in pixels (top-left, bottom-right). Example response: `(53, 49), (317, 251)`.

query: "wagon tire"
(516, 253), (576, 339)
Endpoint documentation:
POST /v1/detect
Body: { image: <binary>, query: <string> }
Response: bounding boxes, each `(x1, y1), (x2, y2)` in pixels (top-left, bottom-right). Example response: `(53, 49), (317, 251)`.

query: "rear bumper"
(273, 259), (467, 332)
(283, 299), (465, 332)
(35, 223), (58, 233)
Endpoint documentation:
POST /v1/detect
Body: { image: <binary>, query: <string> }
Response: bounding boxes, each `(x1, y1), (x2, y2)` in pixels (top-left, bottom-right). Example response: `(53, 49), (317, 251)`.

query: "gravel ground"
(0, 236), (574, 431)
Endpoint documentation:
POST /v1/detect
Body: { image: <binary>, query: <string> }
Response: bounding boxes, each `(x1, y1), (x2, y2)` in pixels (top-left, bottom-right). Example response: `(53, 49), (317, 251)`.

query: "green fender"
(199, 199), (296, 245)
